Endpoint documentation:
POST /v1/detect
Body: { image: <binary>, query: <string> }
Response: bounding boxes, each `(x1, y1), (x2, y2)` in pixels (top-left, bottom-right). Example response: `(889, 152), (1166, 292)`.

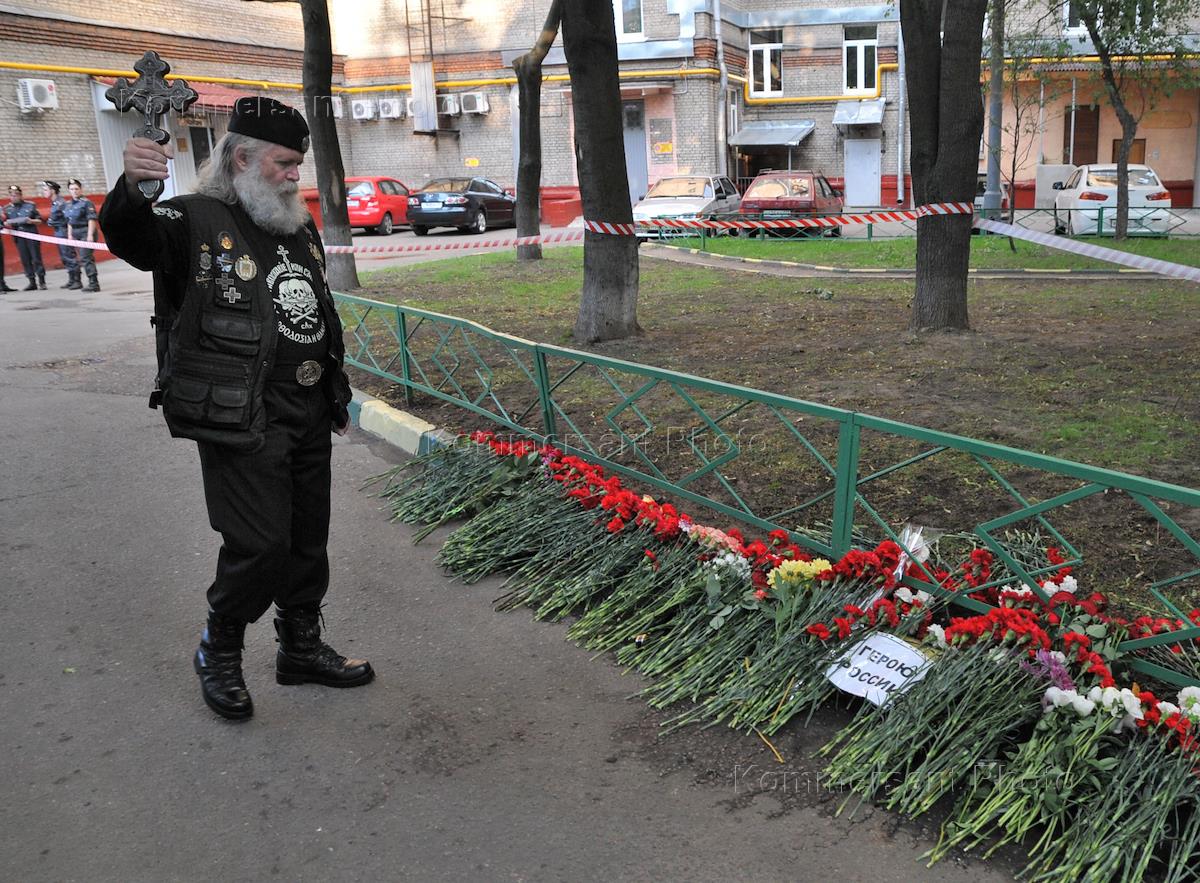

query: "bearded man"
(99, 97), (373, 722)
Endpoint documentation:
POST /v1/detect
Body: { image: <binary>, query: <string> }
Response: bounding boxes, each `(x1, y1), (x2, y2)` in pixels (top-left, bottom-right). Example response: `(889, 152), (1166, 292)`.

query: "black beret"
(228, 97), (310, 153)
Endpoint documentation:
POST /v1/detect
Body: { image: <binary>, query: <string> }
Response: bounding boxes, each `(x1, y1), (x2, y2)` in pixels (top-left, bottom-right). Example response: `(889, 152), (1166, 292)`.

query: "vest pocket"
(163, 355), (252, 429)
(199, 312), (261, 356)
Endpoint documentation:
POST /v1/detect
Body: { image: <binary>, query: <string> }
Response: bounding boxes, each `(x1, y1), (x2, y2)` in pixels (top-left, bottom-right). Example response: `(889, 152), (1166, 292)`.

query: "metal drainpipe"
(1068, 78), (1077, 164)
(713, 0), (729, 177)
(896, 9), (906, 205)
(1193, 91), (1200, 208)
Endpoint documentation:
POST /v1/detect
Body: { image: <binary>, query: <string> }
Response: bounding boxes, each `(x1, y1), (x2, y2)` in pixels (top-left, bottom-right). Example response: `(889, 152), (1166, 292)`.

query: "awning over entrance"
(93, 77), (245, 111)
(832, 98), (885, 127)
(728, 119), (815, 147)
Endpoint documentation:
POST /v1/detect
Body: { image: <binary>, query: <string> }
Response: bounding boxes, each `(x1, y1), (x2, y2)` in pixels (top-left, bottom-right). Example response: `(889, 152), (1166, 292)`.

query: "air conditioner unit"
(378, 98), (403, 119)
(436, 94), (460, 116)
(351, 98), (377, 120)
(459, 92), (489, 115)
(17, 78), (58, 112)
(330, 96), (344, 119)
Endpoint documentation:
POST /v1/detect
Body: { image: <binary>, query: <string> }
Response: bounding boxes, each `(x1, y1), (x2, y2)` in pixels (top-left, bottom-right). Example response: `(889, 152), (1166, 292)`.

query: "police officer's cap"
(228, 97), (310, 153)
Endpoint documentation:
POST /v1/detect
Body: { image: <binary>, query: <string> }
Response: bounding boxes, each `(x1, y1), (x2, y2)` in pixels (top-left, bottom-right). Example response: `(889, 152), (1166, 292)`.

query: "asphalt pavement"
(0, 245), (1015, 883)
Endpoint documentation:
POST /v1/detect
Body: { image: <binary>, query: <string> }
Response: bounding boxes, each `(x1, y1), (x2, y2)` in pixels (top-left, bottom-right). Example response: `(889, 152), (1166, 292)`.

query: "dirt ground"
(352, 251), (1200, 615)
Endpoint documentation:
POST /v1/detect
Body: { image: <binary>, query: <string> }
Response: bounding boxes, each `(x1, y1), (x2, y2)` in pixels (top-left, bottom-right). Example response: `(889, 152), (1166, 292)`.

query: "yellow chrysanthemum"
(767, 558), (832, 588)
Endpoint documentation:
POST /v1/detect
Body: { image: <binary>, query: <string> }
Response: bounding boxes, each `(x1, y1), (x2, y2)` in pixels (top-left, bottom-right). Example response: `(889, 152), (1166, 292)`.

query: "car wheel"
(375, 213), (394, 236)
(469, 210), (487, 234)
(412, 225), (429, 237)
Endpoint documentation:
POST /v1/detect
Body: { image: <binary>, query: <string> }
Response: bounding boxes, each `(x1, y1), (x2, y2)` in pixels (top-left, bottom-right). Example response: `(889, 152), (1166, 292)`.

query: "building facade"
(1, 0), (1196, 239)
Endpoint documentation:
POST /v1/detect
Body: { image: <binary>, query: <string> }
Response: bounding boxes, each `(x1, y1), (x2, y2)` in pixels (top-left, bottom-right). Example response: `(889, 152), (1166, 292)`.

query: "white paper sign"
(825, 632), (932, 706)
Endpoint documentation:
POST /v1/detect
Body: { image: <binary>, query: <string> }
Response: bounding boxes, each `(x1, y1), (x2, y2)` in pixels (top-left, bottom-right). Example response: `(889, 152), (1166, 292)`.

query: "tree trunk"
(901, 0), (987, 333)
(561, 0), (640, 343)
(512, 0), (563, 262)
(1084, 14), (1138, 241)
(299, 0), (358, 290)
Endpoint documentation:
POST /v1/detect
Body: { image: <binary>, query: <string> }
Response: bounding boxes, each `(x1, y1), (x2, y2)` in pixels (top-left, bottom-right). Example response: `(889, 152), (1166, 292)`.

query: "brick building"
(1, 0), (1196, 237)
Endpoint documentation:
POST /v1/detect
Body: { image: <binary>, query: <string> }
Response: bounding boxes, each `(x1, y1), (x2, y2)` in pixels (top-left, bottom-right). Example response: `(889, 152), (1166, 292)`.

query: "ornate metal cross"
(105, 51), (198, 201)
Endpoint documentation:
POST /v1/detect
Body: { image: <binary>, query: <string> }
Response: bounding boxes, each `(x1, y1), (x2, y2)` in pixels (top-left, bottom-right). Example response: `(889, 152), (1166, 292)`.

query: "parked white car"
(1052, 164), (1173, 236)
(632, 175), (741, 238)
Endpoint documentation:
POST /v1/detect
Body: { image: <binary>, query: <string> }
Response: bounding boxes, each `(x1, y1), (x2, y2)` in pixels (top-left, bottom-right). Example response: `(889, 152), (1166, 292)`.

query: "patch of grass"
(660, 232), (1200, 271)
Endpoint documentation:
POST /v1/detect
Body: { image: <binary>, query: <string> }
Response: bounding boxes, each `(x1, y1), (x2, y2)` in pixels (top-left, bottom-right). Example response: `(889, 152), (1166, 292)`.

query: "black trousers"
(14, 233), (44, 282)
(198, 378), (333, 623)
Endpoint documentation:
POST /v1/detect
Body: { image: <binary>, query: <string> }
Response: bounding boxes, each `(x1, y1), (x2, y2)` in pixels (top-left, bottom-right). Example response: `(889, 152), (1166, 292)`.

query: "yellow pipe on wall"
(741, 62), (898, 106)
(0, 59), (725, 95)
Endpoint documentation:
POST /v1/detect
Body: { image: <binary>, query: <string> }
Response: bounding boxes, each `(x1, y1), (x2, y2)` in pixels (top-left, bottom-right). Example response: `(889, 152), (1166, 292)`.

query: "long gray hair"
(194, 132), (269, 203)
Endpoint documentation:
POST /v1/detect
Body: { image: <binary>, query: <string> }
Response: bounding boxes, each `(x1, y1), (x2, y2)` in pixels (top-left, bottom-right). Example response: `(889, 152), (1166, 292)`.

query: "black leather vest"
(152, 196), (350, 451)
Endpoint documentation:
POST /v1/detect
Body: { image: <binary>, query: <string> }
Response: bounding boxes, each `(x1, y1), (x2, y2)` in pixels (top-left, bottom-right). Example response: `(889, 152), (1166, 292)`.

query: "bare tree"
(512, 0), (564, 262)
(902, 0), (989, 332)
(245, 0), (358, 289)
(561, 0), (640, 342)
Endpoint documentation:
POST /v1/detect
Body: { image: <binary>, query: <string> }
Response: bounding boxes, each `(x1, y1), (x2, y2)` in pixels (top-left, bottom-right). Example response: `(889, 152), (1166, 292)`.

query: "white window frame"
(1062, 0), (1087, 35)
(749, 29), (783, 98)
(1063, 1), (1156, 35)
(613, 0), (644, 42)
(843, 26), (878, 96)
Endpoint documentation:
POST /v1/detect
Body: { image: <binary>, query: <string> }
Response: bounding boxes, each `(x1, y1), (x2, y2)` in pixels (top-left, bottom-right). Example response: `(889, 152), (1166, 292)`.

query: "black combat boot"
(85, 277), (100, 292)
(274, 605), (374, 687)
(62, 272), (80, 290)
(193, 610), (254, 720)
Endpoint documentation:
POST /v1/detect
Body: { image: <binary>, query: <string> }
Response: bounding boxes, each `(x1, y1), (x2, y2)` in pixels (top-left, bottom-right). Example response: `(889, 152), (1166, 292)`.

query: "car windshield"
(744, 176), (811, 199)
(1087, 169), (1160, 188)
(345, 181), (374, 197)
(645, 177), (712, 199)
(421, 179), (470, 193)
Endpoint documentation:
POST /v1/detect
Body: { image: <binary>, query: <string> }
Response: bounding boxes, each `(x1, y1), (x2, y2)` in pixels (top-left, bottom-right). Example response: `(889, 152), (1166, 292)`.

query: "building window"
(1065, 1), (1156, 34)
(613, 0), (643, 42)
(749, 29), (783, 97)
(843, 25), (877, 95)
(1063, 0), (1084, 31)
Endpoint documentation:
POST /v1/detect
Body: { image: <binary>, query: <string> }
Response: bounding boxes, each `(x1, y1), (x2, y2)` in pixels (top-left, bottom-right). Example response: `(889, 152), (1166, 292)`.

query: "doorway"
(1065, 105), (1099, 165)
(843, 138), (881, 206)
(622, 100), (648, 205)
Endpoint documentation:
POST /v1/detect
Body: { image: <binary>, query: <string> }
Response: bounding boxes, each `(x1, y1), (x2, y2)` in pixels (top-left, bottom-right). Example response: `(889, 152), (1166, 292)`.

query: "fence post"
(1097, 207), (1103, 235)
(831, 415), (861, 558)
(867, 222), (873, 241)
(533, 346), (557, 443)
(397, 307), (413, 406)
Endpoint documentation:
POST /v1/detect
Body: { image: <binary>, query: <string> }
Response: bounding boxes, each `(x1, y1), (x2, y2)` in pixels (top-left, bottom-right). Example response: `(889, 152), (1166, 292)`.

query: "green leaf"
(709, 615), (726, 631)
(700, 573), (720, 607)
(1085, 624), (1109, 639)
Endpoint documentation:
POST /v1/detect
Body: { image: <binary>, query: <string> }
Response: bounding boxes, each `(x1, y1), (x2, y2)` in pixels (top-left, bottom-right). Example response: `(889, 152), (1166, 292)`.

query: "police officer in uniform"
(42, 180), (80, 289)
(2, 184), (45, 290)
(99, 97), (373, 722)
(63, 179), (100, 291)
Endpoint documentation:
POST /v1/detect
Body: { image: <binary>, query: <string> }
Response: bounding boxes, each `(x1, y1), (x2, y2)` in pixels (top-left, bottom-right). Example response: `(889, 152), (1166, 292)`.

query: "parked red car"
(738, 170), (844, 236)
(345, 176), (410, 235)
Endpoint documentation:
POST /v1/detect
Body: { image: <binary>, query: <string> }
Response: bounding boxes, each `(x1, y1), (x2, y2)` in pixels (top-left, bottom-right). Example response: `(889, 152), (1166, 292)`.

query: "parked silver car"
(632, 174), (741, 238)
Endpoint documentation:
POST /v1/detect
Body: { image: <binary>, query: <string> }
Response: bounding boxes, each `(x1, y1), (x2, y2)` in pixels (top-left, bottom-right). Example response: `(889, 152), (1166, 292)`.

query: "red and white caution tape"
(588, 201), (976, 234)
(974, 217), (1200, 283)
(1, 228), (108, 250)
(5, 207), (1197, 282)
(322, 230), (583, 254)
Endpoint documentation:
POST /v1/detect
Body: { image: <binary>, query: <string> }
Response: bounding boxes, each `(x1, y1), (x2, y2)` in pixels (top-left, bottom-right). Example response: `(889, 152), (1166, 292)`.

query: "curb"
(350, 388), (454, 456)
(644, 242), (1155, 277)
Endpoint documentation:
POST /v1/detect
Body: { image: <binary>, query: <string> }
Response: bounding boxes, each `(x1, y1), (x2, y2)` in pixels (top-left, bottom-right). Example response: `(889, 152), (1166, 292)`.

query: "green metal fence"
(336, 292), (1200, 685)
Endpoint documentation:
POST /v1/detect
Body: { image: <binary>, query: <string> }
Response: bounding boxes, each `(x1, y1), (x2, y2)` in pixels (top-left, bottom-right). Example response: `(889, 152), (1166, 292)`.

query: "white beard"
(233, 166), (309, 236)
